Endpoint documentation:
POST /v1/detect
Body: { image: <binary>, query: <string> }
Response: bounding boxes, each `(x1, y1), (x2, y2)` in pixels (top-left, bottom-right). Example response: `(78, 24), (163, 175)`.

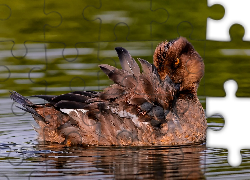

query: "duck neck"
(178, 83), (198, 101)
(178, 90), (195, 100)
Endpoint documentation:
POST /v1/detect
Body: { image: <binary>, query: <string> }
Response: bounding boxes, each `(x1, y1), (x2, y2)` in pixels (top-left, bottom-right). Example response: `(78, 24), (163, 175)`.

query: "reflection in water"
(29, 144), (206, 180)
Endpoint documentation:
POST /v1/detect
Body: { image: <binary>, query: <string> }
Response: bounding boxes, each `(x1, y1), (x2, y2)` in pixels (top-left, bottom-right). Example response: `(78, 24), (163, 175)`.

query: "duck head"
(153, 37), (204, 94)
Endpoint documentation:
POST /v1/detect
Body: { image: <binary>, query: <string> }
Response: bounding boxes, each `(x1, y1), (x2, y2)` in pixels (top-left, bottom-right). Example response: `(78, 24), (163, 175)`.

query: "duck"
(10, 37), (207, 146)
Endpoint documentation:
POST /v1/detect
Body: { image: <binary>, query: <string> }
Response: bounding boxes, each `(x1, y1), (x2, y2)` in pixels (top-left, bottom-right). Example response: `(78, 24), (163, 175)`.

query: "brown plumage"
(10, 37), (207, 146)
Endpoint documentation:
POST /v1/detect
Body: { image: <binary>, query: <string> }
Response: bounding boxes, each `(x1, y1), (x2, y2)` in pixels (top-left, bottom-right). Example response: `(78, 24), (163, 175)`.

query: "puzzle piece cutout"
(205, 24), (250, 97)
(207, 0), (250, 41)
(206, 79), (250, 166)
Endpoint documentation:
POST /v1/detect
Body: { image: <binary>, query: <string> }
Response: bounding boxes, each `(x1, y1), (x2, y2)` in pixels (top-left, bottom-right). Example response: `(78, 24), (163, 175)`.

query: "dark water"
(1, 1), (250, 179)
(1, 140), (207, 180)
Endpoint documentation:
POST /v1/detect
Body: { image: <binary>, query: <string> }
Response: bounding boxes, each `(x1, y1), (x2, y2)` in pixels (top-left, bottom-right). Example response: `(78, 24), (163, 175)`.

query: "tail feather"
(10, 91), (43, 118)
(10, 91), (33, 106)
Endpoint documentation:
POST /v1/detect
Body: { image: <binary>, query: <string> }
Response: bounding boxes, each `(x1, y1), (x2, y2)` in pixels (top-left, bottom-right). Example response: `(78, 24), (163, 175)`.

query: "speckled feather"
(10, 37), (207, 146)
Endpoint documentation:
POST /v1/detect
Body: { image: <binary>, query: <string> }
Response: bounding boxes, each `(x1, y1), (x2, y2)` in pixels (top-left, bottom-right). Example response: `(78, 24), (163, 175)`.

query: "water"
(1, 98), (250, 179)
(1, 1), (250, 179)
(1, 142), (206, 180)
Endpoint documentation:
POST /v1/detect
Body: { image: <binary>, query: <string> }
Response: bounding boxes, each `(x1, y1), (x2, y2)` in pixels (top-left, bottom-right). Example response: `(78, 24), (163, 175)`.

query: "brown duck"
(10, 37), (207, 146)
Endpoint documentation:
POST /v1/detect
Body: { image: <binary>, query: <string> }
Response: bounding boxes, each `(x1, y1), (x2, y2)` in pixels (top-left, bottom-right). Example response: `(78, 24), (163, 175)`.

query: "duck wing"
(99, 47), (180, 127)
(10, 47), (181, 146)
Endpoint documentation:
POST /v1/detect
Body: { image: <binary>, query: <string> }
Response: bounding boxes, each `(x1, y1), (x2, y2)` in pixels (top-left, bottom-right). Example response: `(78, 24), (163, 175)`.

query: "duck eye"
(175, 58), (180, 65)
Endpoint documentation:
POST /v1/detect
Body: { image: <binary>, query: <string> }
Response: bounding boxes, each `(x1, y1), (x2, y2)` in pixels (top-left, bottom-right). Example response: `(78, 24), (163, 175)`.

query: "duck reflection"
(31, 144), (206, 180)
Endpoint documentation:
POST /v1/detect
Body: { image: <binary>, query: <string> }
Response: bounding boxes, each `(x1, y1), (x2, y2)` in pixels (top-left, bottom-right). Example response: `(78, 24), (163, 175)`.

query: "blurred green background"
(0, 0), (248, 98)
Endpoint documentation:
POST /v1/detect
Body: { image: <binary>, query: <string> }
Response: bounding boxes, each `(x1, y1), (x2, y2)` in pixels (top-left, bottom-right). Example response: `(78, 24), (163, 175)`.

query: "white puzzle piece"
(207, 0), (250, 41)
(207, 80), (250, 166)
